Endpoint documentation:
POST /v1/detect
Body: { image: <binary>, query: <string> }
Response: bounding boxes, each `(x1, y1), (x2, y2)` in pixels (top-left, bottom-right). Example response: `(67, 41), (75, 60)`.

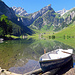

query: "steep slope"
(16, 4), (53, 26)
(29, 7), (64, 31)
(0, 0), (34, 35)
(0, 0), (16, 19)
(62, 7), (75, 24)
(54, 22), (75, 48)
(55, 22), (75, 37)
(56, 8), (68, 16)
(12, 4), (75, 32)
(12, 6), (28, 16)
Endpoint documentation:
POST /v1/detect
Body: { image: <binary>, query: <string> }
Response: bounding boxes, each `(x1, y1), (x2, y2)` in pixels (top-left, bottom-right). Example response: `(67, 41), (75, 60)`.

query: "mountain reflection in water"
(0, 38), (74, 74)
(9, 60), (40, 74)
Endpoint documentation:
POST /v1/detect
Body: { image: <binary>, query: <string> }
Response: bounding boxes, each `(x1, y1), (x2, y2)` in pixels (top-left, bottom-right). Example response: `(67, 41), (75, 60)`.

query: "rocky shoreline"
(0, 67), (75, 75)
(64, 68), (75, 75)
(0, 67), (21, 75)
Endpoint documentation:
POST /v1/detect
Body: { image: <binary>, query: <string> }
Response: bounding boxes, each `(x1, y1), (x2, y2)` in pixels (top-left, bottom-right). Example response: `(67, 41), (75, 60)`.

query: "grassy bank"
(54, 23), (75, 48)
(54, 23), (75, 37)
(27, 34), (39, 39)
(6, 35), (19, 39)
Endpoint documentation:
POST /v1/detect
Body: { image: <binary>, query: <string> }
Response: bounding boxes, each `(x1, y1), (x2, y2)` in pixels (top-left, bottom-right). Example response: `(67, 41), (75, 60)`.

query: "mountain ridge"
(0, 1), (16, 19)
(0, 0), (34, 36)
(1, 0), (75, 35)
(56, 8), (69, 16)
(12, 5), (75, 32)
(12, 6), (28, 16)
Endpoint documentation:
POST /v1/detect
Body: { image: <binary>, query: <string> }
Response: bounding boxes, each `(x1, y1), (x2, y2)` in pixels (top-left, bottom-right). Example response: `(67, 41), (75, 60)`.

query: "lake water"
(0, 38), (75, 74)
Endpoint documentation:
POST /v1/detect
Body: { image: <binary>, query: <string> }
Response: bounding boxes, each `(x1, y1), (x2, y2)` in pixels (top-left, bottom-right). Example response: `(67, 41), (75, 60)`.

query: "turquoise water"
(0, 38), (74, 74)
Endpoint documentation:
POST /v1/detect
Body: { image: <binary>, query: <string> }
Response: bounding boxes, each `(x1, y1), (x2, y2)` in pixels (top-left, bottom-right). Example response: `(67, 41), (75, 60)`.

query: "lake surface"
(0, 38), (75, 74)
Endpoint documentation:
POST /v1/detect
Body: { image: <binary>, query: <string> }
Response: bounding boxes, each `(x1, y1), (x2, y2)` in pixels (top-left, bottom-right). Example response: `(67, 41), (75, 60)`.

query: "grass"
(6, 35), (19, 39)
(54, 23), (75, 37)
(54, 23), (75, 48)
(4, 21), (75, 49)
(27, 34), (39, 39)
(55, 38), (75, 48)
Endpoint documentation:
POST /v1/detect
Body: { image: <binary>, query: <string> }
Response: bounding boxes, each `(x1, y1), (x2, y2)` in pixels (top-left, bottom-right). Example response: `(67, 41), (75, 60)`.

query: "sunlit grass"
(6, 35), (19, 38)
(53, 23), (75, 48)
(55, 38), (75, 49)
(27, 34), (39, 39)
(54, 23), (75, 37)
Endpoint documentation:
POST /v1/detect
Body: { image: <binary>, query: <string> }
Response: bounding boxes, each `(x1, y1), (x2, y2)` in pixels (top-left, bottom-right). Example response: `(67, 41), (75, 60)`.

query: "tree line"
(0, 14), (25, 38)
(0, 15), (13, 37)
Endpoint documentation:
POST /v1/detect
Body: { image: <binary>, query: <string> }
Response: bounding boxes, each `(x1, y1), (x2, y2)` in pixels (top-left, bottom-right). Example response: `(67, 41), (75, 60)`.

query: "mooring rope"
(32, 61), (39, 71)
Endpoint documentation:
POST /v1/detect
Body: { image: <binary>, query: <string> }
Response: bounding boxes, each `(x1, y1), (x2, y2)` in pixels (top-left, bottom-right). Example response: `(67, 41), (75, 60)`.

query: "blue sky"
(2, 0), (75, 14)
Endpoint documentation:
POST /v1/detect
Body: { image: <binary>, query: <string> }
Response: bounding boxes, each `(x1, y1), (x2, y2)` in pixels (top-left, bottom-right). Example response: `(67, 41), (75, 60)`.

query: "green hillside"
(55, 22), (75, 37)
(54, 22), (75, 48)
(62, 7), (75, 19)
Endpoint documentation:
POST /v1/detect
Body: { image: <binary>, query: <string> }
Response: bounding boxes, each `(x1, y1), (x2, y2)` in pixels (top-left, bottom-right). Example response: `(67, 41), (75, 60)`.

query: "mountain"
(29, 7), (75, 31)
(0, 0), (16, 19)
(15, 4), (54, 26)
(1, 0), (75, 35)
(14, 4), (64, 31)
(62, 7), (75, 24)
(56, 9), (69, 16)
(12, 6), (28, 16)
(28, 5), (64, 31)
(30, 4), (52, 20)
(13, 5), (75, 32)
(0, 0), (34, 36)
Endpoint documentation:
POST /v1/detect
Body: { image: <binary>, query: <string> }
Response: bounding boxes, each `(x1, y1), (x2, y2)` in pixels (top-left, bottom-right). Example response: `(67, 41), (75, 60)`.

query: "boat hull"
(39, 55), (72, 72)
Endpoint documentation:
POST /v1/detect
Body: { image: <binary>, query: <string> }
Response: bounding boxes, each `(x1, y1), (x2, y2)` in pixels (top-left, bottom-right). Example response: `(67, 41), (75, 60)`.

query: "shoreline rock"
(0, 67), (21, 75)
(0, 67), (75, 75)
(64, 68), (75, 75)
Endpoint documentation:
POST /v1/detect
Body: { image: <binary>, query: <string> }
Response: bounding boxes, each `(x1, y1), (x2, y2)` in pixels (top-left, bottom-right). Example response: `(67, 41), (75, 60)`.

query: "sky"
(2, 0), (75, 14)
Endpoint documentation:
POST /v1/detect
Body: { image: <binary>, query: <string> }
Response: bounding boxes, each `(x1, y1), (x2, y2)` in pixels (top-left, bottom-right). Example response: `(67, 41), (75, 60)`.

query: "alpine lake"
(0, 37), (75, 74)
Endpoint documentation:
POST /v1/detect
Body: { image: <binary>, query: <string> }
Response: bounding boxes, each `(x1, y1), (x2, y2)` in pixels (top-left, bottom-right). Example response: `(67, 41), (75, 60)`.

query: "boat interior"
(39, 49), (73, 61)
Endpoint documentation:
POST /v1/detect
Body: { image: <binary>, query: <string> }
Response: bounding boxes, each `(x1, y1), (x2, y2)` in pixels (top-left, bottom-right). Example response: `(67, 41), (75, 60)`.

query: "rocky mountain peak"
(31, 4), (52, 20)
(56, 8), (69, 16)
(39, 4), (51, 13)
(12, 6), (28, 16)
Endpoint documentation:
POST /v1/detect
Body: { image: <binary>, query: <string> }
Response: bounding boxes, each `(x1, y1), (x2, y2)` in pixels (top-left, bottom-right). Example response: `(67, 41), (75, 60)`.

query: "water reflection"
(55, 58), (73, 75)
(9, 60), (40, 74)
(0, 38), (74, 74)
(0, 41), (3, 43)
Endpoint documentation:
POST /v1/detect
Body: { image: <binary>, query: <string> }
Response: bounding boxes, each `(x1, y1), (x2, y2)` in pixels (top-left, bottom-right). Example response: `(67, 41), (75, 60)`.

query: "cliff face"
(31, 4), (52, 20)
(56, 9), (69, 16)
(13, 4), (52, 26)
(29, 5), (64, 30)
(62, 8), (75, 24)
(12, 4), (52, 19)
(0, 1), (16, 19)
(13, 5), (65, 31)
(12, 6), (28, 16)
(0, 1), (34, 35)
(1, 0), (75, 32)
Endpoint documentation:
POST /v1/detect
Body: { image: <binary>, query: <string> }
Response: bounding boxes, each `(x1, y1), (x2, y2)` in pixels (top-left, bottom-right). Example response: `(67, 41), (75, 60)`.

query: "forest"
(0, 14), (25, 39)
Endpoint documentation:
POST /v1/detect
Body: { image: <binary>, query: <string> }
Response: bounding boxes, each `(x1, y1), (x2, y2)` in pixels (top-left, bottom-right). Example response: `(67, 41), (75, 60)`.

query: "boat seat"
(49, 50), (70, 59)
(49, 54), (61, 59)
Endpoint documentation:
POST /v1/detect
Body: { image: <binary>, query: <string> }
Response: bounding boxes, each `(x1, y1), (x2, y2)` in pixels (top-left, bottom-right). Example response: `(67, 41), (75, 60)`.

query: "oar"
(62, 51), (75, 60)
(62, 51), (73, 54)
(44, 49), (46, 54)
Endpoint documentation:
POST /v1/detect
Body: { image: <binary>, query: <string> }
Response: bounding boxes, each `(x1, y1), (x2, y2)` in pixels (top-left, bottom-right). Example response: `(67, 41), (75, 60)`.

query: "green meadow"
(55, 23), (75, 37)
(54, 23), (75, 48)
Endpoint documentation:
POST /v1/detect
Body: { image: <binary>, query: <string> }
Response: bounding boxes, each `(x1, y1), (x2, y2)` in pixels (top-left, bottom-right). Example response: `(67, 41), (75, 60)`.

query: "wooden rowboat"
(39, 49), (73, 72)
(0, 38), (3, 41)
